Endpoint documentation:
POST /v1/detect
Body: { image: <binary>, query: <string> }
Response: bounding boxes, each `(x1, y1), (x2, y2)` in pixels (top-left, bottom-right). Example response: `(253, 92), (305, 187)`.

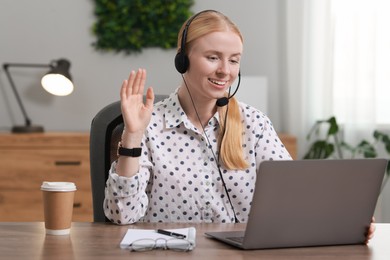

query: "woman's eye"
(208, 56), (219, 61)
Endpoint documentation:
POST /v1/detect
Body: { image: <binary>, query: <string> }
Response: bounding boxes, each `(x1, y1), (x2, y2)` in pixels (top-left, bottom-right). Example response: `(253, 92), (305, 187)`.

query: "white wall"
(0, 0), (284, 132)
(236, 76), (268, 113)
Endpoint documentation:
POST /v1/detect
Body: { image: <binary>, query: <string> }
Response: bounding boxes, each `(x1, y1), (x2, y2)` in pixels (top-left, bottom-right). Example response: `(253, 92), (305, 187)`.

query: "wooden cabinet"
(278, 133), (298, 160)
(0, 133), (92, 222)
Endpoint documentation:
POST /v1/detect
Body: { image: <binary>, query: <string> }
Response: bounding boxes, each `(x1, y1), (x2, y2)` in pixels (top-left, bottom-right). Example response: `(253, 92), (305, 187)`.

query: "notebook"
(120, 227), (196, 250)
(205, 159), (387, 250)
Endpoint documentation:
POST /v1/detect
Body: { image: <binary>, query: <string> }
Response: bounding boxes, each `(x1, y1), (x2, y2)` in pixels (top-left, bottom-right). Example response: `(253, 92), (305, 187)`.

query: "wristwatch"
(117, 141), (142, 157)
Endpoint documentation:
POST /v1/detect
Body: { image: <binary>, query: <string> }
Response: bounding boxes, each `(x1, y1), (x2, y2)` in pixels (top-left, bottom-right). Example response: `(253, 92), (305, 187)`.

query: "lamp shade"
(41, 59), (74, 96)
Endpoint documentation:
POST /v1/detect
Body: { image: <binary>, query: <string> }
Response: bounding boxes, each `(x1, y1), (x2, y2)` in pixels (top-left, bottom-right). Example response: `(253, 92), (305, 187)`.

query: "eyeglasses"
(129, 238), (192, 252)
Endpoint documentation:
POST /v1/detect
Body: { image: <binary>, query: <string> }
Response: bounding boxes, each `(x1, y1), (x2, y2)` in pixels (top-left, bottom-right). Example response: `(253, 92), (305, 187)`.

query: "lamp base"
(12, 125), (44, 133)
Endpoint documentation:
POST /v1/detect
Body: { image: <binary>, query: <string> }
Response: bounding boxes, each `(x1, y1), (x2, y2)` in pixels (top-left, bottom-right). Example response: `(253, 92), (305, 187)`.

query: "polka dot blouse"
(104, 89), (292, 225)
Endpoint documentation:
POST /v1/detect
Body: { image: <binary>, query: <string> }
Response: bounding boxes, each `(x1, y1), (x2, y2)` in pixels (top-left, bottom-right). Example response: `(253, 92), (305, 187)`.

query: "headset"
(174, 10), (215, 74)
(174, 10), (241, 107)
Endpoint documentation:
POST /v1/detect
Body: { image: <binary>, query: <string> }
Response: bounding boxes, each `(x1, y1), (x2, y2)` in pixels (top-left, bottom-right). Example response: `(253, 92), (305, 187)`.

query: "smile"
(209, 79), (228, 86)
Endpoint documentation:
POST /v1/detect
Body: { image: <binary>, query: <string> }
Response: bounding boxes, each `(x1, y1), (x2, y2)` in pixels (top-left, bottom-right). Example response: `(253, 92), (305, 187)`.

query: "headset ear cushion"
(175, 52), (189, 74)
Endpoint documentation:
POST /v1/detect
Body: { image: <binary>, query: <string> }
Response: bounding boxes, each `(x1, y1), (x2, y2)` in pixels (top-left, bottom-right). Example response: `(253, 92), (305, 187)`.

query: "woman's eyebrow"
(204, 50), (242, 57)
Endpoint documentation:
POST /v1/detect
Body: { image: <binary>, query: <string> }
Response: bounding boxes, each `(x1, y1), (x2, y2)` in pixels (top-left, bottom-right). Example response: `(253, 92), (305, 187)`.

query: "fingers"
(135, 69), (146, 95)
(125, 70), (136, 97)
(365, 228), (375, 243)
(145, 87), (155, 110)
(365, 220), (376, 244)
(370, 223), (376, 234)
(120, 78), (129, 101)
(120, 68), (154, 114)
(125, 69), (145, 95)
(121, 69), (148, 99)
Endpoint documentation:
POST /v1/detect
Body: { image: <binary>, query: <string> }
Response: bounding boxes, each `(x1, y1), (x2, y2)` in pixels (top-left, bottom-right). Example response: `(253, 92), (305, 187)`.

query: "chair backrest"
(89, 95), (168, 222)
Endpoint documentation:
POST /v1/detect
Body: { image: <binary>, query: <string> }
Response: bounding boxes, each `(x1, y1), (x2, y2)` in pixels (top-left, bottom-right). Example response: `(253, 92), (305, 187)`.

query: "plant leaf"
(327, 116), (339, 136)
(303, 140), (334, 159)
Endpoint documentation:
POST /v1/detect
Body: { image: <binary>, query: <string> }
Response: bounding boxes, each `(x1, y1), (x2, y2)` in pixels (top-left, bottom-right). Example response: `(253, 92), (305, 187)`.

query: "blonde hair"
(177, 10), (248, 170)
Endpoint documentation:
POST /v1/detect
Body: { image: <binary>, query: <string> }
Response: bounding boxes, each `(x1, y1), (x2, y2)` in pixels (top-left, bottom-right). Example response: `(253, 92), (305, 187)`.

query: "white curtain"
(331, 0), (390, 143)
(282, 0), (390, 221)
(283, 0), (390, 155)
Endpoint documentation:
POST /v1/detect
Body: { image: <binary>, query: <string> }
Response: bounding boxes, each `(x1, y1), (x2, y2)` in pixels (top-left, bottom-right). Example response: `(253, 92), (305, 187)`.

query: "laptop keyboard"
(227, 236), (244, 244)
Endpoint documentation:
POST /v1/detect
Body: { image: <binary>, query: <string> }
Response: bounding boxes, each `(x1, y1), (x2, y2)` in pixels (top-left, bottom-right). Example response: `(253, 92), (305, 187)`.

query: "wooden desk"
(0, 222), (389, 259)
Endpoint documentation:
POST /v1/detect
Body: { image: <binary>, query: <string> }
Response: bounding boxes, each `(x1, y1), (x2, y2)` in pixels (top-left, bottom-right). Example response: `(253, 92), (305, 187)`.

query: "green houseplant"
(92, 0), (194, 54)
(304, 116), (390, 189)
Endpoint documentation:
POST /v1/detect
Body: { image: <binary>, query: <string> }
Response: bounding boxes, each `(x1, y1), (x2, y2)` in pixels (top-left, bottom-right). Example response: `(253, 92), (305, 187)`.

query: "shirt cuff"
(107, 161), (141, 197)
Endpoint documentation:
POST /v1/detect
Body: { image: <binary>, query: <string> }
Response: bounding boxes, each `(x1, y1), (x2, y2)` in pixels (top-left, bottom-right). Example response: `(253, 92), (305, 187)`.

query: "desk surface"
(1, 222), (389, 260)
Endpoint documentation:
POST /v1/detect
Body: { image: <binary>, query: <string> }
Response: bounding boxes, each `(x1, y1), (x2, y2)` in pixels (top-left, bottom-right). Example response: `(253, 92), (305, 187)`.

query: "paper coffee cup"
(41, 182), (77, 235)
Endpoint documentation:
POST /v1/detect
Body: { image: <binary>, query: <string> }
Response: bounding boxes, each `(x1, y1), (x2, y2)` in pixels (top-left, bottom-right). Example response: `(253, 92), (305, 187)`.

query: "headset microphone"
(216, 71), (241, 107)
(215, 97), (229, 107)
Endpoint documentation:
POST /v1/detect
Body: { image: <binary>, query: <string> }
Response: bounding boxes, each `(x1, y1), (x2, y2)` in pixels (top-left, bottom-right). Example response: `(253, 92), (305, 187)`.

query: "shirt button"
(205, 181), (210, 186)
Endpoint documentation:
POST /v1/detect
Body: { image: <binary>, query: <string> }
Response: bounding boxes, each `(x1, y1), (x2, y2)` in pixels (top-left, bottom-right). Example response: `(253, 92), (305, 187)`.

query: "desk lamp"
(3, 59), (74, 133)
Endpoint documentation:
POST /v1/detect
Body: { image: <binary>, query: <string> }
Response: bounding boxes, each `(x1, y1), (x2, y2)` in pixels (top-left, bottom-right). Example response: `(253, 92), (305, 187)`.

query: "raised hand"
(120, 69), (154, 141)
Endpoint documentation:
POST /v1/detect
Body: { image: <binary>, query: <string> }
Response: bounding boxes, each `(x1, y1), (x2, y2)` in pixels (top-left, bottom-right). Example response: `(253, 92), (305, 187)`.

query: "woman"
(104, 10), (290, 224)
(103, 10), (375, 241)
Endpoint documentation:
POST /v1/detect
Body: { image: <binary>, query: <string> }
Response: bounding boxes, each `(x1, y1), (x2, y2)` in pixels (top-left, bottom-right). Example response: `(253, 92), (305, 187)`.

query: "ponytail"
(218, 97), (249, 170)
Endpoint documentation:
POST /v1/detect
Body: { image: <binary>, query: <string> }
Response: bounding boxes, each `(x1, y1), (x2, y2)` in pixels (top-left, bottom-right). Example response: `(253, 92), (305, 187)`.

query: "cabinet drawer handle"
(55, 161), (81, 166)
(73, 202), (82, 208)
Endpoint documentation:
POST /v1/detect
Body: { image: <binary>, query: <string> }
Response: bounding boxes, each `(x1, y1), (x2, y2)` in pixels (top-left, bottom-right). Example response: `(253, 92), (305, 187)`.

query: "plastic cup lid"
(41, 182), (77, 192)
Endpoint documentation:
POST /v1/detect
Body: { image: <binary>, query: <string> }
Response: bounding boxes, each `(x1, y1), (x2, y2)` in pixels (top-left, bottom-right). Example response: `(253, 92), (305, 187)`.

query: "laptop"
(205, 159), (387, 249)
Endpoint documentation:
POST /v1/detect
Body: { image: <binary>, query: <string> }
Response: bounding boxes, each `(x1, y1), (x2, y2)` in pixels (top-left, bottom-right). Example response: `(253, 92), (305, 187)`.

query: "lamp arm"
(3, 63), (50, 127)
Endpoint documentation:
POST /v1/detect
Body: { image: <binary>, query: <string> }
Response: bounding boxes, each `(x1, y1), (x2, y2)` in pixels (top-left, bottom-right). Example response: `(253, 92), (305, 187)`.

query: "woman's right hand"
(120, 69), (154, 143)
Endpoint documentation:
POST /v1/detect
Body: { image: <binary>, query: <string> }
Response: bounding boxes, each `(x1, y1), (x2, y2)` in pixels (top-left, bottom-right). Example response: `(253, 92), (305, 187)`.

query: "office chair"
(89, 95), (168, 222)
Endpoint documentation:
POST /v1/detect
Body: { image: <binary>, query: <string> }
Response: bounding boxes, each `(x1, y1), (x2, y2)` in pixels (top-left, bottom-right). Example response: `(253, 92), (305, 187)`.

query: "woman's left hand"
(365, 217), (376, 244)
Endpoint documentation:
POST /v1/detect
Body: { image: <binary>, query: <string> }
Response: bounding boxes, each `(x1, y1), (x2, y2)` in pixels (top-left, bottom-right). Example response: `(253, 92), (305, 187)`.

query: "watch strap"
(117, 142), (142, 157)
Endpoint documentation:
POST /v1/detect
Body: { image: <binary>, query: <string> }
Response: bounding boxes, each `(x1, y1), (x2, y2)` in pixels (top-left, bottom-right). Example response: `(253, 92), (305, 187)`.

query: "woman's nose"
(217, 60), (230, 75)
